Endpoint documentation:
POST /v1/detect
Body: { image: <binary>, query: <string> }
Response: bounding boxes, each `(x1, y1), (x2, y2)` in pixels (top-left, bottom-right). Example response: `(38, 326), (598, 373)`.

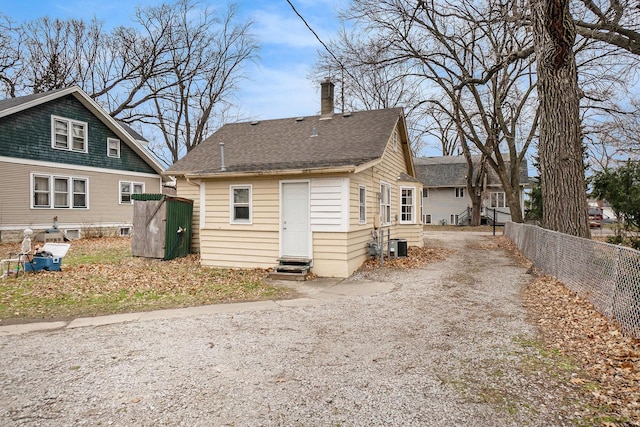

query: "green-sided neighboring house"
(0, 86), (165, 241)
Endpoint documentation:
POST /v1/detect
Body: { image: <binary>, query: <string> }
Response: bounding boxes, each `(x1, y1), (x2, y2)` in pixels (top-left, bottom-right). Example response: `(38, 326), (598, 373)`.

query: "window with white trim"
(420, 189), (424, 224)
(450, 214), (459, 225)
(52, 116), (87, 152)
(358, 185), (366, 224)
(120, 181), (144, 204)
(424, 214), (432, 224)
(107, 138), (121, 158)
(392, 129), (398, 152)
(455, 187), (465, 198)
(380, 182), (391, 226)
(489, 192), (509, 208)
(32, 174), (88, 209)
(400, 187), (414, 223)
(230, 185), (252, 223)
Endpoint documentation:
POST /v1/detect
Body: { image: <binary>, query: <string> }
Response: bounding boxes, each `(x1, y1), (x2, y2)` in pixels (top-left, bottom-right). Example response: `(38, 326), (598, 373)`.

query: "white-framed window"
(424, 188), (429, 198)
(230, 185), (252, 223)
(420, 189), (424, 224)
(424, 214), (432, 224)
(380, 181), (392, 226)
(119, 227), (132, 236)
(120, 181), (144, 204)
(52, 116), (88, 153)
(400, 186), (414, 223)
(392, 129), (398, 152)
(450, 214), (459, 225)
(33, 175), (51, 208)
(489, 192), (509, 208)
(455, 187), (465, 198)
(54, 177), (69, 208)
(31, 174), (88, 209)
(107, 138), (121, 158)
(358, 185), (366, 224)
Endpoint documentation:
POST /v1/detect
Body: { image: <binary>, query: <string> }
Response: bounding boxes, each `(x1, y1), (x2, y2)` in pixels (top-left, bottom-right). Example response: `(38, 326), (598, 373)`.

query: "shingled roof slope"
(414, 155), (528, 187)
(167, 108), (404, 176)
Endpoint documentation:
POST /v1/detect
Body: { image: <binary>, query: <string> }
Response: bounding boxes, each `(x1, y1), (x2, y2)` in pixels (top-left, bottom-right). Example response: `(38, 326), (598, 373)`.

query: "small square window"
(455, 187), (465, 198)
(107, 138), (121, 158)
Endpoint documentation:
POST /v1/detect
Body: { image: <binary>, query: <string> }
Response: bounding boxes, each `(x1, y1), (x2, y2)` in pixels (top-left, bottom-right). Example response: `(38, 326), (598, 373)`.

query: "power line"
(284, 0), (345, 70)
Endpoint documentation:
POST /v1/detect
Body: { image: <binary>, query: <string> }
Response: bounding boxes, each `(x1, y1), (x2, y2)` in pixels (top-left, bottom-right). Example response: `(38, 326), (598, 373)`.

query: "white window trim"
(107, 138), (121, 158)
(51, 115), (88, 153)
(400, 186), (415, 224)
(358, 185), (367, 224)
(119, 180), (145, 205)
(419, 188), (424, 224)
(392, 129), (399, 152)
(380, 181), (392, 226)
(455, 187), (465, 198)
(31, 173), (89, 209)
(230, 184), (252, 224)
(489, 191), (509, 208)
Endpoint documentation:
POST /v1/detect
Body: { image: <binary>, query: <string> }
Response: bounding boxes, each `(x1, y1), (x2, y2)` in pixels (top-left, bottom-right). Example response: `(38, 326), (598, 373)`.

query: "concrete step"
(268, 271), (308, 281)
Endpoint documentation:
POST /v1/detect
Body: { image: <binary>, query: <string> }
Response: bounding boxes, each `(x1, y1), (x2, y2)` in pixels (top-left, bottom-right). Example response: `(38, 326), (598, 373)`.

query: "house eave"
(170, 165), (358, 180)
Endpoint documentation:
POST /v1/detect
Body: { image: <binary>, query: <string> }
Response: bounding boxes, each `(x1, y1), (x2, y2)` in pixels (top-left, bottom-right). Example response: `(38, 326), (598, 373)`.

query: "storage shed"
(132, 194), (193, 260)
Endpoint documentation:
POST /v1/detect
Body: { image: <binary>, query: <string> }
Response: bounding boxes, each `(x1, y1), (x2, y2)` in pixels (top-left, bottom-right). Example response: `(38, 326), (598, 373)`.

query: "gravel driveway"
(0, 231), (582, 426)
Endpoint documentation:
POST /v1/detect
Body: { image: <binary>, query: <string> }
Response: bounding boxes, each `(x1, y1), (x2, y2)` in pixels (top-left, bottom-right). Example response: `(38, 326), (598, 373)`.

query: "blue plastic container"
(24, 256), (62, 272)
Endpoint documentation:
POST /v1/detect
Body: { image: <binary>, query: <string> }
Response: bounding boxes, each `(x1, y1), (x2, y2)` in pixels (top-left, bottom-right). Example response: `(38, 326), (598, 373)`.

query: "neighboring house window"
(380, 182), (391, 225)
(107, 138), (121, 158)
(489, 192), (509, 208)
(424, 214), (432, 224)
(120, 181), (144, 204)
(450, 214), (459, 225)
(455, 187), (465, 198)
(52, 116), (88, 153)
(424, 188), (429, 198)
(54, 177), (69, 208)
(359, 185), (366, 224)
(73, 179), (87, 208)
(400, 187), (414, 223)
(231, 185), (252, 223)
(33, 175), (50, 208)
(32, 174), (88, 209)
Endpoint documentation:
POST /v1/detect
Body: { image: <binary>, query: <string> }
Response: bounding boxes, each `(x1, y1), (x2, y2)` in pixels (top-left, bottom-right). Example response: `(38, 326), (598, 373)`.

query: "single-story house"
(0, 86), (165, 241)
(414, 155), (528, 225)
(165, 80), (423, 277)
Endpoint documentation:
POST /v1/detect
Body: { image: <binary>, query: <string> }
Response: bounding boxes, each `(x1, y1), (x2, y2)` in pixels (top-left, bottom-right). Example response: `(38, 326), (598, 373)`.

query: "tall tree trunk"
(532, 0), (590, 237)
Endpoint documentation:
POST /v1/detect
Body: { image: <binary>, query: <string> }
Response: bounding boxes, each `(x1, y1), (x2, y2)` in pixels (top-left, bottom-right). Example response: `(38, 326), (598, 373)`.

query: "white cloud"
(236, 63), (321, 121)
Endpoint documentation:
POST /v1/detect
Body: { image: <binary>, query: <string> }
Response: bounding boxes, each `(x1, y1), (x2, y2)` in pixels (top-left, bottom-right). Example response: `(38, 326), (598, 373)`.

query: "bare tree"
(0, 14), (21, 97)
(0, 0), (257, 166)
(138, 1), (257, 164)
(328, 0), (538, 223)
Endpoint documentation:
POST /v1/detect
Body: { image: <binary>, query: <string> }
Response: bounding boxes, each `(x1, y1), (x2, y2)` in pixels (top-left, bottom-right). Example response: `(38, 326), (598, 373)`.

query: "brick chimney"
(320, 78), (334, 118)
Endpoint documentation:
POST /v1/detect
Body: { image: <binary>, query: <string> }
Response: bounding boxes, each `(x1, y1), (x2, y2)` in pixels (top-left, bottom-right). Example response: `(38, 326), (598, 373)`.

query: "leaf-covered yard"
(0, 238), (293, 324)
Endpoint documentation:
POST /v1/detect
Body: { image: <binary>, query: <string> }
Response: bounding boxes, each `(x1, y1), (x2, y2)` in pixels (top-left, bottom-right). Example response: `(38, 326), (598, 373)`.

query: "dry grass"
(0, 238), (293, 324)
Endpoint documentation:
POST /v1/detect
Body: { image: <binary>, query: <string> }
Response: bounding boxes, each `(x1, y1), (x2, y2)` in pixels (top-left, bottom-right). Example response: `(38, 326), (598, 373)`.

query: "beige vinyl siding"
(198, 177), (281, 269)
(0, 160), (161, 232)
(175, 177), (201, 253)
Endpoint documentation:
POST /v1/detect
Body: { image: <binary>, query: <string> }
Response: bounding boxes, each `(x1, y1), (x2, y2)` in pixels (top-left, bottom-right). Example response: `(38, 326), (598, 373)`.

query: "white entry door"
(281, 181), (310, 258)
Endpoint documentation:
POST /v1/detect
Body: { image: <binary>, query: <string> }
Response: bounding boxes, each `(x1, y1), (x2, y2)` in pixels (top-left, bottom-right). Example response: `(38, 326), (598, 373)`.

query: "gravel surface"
(0, 231), (583, 426)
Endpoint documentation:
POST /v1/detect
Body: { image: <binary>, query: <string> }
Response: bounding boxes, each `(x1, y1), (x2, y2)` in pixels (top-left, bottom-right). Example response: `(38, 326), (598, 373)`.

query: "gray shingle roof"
(167, 108), (404, 176)
(414, 155), (528, 187)
(0, 87), (69, 112)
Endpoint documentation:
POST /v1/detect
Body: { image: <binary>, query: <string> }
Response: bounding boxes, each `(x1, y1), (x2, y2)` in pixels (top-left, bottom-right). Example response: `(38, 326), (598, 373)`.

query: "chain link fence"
(505, 222), (640, 339)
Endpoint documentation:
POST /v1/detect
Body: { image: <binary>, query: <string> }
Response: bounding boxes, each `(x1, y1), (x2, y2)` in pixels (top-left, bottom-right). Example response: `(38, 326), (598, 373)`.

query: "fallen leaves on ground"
(358, 245), (452, 271)
(0, 238), (292, 323)
(498, 234), (640, 426)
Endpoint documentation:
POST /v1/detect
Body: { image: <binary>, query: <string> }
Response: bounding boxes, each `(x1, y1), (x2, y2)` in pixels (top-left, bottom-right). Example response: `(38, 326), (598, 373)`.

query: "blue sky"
(0, 0), (347, 120)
